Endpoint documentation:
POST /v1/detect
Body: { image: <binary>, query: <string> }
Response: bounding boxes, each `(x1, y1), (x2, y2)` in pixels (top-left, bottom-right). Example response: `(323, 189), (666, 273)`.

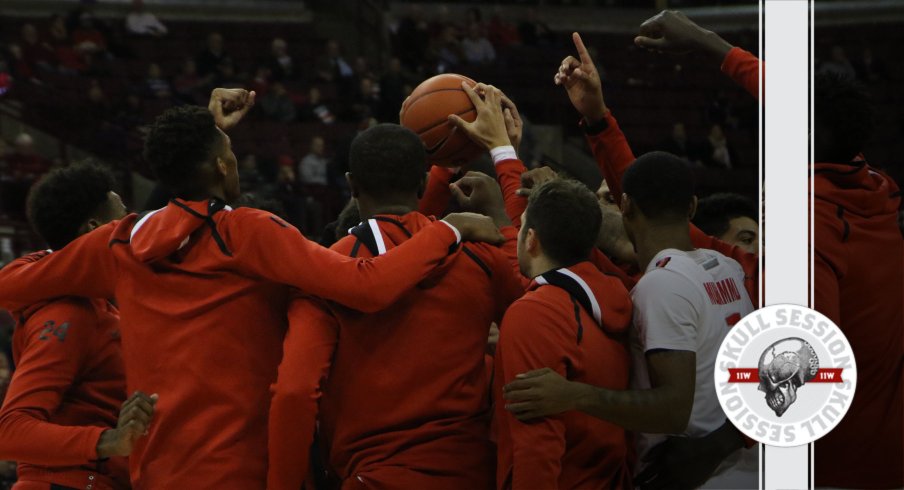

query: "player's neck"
(633, 223), (695, 271)
(357, 194), (419, 219)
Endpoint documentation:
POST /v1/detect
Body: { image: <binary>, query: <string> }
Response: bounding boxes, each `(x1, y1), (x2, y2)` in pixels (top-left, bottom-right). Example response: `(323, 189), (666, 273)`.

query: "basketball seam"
(413, 107), (477, 136)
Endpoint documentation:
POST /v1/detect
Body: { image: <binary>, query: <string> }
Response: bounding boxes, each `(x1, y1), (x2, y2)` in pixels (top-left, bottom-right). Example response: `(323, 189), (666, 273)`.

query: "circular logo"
(714, 304), (857, 447)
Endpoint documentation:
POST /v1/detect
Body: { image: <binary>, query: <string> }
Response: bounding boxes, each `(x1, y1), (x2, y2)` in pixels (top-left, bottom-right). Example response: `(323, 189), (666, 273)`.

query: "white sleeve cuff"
(490, 145), (517, 165)
(439, 220), (462, 244)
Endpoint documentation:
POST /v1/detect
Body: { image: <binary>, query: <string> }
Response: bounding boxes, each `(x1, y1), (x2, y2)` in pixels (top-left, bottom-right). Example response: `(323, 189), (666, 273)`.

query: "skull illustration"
(757, 338), (819, 417)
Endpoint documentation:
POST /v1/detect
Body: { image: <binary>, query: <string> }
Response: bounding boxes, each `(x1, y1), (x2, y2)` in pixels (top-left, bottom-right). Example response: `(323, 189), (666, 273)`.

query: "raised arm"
(268, 293), (339, 490)
(0, 221), (121, 312)
(635, 10), (762, 100)
(419, 165), (457, 217)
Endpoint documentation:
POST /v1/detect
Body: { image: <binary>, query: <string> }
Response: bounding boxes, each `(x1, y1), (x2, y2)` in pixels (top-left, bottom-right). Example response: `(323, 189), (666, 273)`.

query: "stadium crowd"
(0, 3), (900, 490)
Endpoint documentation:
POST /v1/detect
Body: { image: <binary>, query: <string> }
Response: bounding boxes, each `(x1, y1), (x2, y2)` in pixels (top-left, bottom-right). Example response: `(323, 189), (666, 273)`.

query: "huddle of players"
(0, 9), (900, 490)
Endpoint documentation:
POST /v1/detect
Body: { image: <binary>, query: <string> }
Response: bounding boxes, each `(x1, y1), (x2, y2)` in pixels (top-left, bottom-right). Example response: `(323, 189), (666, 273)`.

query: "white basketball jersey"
(630, 248), (758, 489)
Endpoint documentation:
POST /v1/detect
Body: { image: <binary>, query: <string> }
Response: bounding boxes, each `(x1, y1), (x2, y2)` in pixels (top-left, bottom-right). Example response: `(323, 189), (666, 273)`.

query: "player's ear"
(620, 194), (632, 217)
(525, 228), (540, 256)
(345, 172), (360, 198)
(688, 195), (698, 220)
(416, 172), (427, 199)
(215, 157), (228, 178)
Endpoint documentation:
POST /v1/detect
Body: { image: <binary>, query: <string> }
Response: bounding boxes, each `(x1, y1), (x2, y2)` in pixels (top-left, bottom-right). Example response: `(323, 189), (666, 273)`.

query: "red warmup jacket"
(812, 160), (904, 488)
(494, 262), (633, 490)
(0, 299), (128, 490)
(0, 198), (464, 490)
(269, 212), (523, 490)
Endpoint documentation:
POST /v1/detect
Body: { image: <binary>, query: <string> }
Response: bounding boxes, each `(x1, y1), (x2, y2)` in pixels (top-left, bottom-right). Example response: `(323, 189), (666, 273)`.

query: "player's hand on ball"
(502, 367), (578, 420)
(450, 171), (511, 228)
(209, 88), (256, 131)
(448, 82), (512, 151)
(555, 32), (607, 124)
(516, 166), (559, 197)
(97, 391), (158, 458)
(635, 10), (733, 60)
(442, 212), (505, 245)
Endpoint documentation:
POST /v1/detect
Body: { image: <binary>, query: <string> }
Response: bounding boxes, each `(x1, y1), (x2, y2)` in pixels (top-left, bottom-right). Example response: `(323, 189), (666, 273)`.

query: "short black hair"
(693, 193), (758, 238)
(814, 72), (873, 163)
(27, 162), (116, 250)
(622, 151), (695, 221)
(349, 124), (426, 198)
(524, 179), (601, 266)
(144, 105), (222, 198)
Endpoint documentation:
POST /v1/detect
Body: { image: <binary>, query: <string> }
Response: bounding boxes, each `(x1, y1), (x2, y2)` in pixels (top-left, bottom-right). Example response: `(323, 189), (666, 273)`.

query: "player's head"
(347, 123), (427, 205)
(27, 162), (127, 250)
(144, 106), (240, 203)
(518, 179), (601, 278)
(693, 192), (759, 255)
(621, 151), (696, 242)
(814, 72), (873, 164)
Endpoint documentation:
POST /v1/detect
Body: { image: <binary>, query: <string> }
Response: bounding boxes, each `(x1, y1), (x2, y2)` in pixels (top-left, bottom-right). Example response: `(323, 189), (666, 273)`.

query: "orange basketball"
(400, 73), (484, 168)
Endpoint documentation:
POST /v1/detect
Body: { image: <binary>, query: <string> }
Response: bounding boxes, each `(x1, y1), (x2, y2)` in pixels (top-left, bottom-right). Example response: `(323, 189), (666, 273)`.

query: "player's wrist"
(699, 31), (734, 62)
(490, 145), (517, 165)
(96, 429), (120, 459)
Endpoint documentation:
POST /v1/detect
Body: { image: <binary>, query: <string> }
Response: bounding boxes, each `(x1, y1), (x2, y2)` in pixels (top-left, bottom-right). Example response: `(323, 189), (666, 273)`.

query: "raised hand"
(555, 32), (607, 123)
(449, 171), (511, 228)
(442, 212), (505, 245)
(209, 88), (256, 131)
(96, 391), (158, 458)
(635, 10), (733, 60)
(516, 166), (559, 197)
(448, 82), (512, 151)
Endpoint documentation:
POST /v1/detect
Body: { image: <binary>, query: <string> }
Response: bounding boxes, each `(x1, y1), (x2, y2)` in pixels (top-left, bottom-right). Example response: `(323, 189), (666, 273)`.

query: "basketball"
(400, 73), (484, 167)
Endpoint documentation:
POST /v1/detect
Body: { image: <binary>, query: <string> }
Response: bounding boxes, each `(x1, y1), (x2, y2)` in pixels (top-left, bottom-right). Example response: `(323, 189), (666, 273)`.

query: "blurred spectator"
(20, 24), (57, 74)
(268, 38), (294, 81)
(87, 79), (112, 119)
(249, 65), (272, 96)
(4, 133), (51, 181)
(48, 15), (84, 73)
(487, 13), (520, 49)
(145, 62), (172, 100)
(316, 40), (354, 96)
(173, 58), (203, 104)
(394, 6), (430, 72)
(434, 25), (464, 71)
(115, 92), (145, 129)
(72, 12), (108, 54)
(853, 47), (887, 82)
(462, 23), (496, 64)
(213, 59), (242, 89)
(196, 32), (229, 78)
(819, 45), (856, 78)
(351, 77), (380, 121)
(299, 136), (330, 186)
(518, 8), (553, 47)
(272, 162), (307, 230)
(260, 82), (297, 122)
(702, 124), (735, 169)
(659, 122), (701, 164)
(238, 154), (265, 193)
(0, 133), (51, 220)
(299, 86), (336, 124)
(379, 57), (409, 122)
(126, 0), (168, 37)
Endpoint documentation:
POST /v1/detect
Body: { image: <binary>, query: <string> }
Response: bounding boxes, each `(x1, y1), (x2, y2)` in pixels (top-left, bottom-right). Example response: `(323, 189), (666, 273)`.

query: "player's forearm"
(572, 382), (691, 433)
(0, 411), (106, 465)
(721, 47), (761, 100)
(419, 165), (456, 217)
(494, 159), (528, 228)
(584, 113), (635, 204)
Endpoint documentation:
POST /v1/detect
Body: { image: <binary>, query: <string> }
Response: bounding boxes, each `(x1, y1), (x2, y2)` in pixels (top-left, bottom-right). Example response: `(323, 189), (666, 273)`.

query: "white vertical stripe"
(557, 268), (602, 326)
(368, 219), (387, 256)
(130, 207), (164, 240)
(763, 1), (812, 489)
